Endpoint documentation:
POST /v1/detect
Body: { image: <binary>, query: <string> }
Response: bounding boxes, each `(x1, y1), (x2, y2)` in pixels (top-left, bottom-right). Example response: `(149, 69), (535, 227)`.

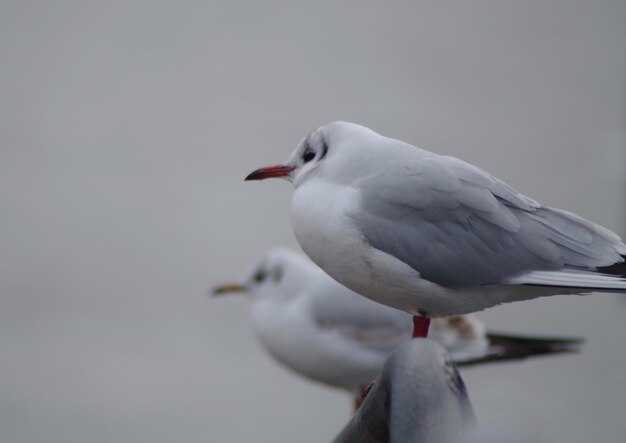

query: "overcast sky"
(1, 1), (625, 442)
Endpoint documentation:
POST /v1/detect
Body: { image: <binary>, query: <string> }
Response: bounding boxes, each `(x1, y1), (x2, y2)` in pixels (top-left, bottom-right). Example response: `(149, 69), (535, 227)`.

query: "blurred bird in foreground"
(333, 339), (476, 443)
(245, 122), (626, 337)
(213, 248), (583, 406)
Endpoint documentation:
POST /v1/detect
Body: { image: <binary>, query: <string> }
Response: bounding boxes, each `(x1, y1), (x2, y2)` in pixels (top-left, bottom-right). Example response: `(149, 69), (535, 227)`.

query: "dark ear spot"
(319, 137), (328, 160)
(273, 266), (283, 283)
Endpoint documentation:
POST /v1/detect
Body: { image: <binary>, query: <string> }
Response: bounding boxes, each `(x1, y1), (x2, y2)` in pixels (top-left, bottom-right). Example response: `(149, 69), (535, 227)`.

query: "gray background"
(1, 1), (625, 442)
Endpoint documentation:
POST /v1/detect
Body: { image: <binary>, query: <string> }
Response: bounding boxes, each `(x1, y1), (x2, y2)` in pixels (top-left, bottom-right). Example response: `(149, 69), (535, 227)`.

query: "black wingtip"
(597, 254), (626, 277)
(456, 333), (585, 367)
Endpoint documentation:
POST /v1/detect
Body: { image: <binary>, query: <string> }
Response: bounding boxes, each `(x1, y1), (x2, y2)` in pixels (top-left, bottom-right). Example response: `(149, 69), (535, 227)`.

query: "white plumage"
(246, 122), (626, 317)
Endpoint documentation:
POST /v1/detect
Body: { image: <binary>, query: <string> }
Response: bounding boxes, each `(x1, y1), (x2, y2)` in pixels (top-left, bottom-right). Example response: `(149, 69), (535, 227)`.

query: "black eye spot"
(302, 150), (315, 163)
(253, 270), (267, 283)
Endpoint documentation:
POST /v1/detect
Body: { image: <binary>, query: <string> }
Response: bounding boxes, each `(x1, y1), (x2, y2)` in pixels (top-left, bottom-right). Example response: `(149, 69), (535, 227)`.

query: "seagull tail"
(455, 333), (584, 367)
(597, 254), (626, 278)
(509, 255), (626, 292)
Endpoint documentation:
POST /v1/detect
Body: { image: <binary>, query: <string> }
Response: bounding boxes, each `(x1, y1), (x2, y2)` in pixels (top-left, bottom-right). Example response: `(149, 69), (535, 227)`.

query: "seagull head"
(212, 248), (314, 300)
(244, 121), (382, 187)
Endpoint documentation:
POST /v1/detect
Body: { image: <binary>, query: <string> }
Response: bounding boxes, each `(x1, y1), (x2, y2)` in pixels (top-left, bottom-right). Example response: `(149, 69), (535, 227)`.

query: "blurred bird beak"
(245, 164), (294, 181)
(212, 283), (248, 296)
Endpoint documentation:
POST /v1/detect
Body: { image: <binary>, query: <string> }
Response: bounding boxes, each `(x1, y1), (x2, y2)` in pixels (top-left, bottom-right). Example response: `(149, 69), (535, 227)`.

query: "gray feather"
(353, 151), (626, 287)
(309, 282), (411, 353)
(333, 339), (476, 443)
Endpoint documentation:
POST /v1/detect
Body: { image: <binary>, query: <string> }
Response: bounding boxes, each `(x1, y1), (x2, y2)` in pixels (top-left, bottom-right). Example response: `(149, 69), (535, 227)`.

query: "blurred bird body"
(214, 249), (583, 393)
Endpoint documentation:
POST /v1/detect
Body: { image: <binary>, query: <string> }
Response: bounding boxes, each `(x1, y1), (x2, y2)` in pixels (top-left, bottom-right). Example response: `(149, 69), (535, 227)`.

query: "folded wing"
(354, 150), (626, 289)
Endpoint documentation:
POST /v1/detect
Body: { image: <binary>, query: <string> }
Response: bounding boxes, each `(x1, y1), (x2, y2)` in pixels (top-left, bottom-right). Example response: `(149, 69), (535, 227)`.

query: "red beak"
(245, 164), (294, 181)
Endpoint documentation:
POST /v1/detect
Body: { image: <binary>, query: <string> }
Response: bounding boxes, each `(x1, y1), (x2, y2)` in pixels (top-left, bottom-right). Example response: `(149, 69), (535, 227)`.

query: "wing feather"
(308, 281), (412, 352)
(354, 150), (626, 288)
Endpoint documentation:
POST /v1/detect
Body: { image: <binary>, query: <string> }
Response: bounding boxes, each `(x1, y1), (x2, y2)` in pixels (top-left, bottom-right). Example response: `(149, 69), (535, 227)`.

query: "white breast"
(291, 181), (364, 282)
(290, 180), (428, 313)
(250, 295), (384, 389)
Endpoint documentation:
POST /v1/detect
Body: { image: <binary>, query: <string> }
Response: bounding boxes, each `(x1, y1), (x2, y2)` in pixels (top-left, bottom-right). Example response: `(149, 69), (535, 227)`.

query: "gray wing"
(353, 151), (626, 287)
(308, 278), (412, 353)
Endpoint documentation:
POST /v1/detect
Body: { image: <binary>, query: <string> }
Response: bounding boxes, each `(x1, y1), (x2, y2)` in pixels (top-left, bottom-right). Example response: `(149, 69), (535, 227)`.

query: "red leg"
(412, 315), (431, 338)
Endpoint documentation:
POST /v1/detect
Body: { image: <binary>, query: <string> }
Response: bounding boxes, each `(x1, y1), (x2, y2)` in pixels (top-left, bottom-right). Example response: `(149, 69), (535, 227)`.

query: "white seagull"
(245, 122), (626, 336)
(213, 248), (582, 404)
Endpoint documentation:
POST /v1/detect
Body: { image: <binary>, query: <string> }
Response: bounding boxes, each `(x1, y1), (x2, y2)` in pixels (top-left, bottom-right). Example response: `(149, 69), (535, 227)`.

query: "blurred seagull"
(213, 248), (583, 404)
(245, 122), (626, 336)
(333, 339), (476, 443)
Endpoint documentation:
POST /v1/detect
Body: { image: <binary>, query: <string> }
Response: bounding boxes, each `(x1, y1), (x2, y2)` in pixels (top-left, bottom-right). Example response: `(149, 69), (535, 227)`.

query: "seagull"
(245, 122), (626, 336)
(213, 248), (583, 406)
(333, 339), (476, 443)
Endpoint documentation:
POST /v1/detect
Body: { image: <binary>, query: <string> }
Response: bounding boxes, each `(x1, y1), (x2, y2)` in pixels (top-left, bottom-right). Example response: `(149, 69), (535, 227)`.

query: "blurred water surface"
(1, 1), (625, 442)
